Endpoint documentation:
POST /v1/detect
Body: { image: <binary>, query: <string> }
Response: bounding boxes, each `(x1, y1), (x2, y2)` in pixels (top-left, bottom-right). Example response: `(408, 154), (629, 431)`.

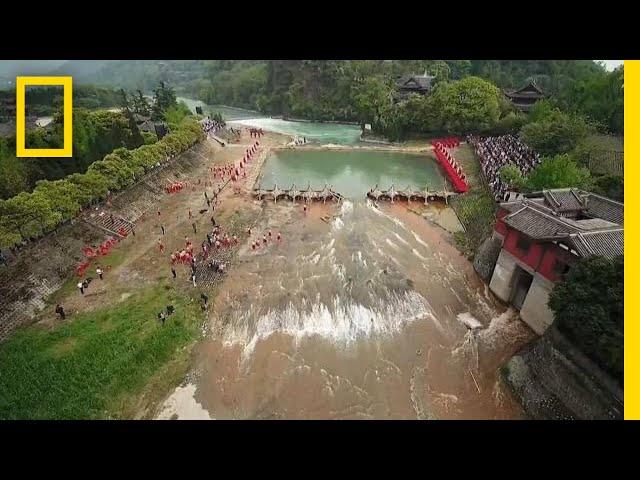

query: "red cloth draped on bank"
(430, 137), (468, 193)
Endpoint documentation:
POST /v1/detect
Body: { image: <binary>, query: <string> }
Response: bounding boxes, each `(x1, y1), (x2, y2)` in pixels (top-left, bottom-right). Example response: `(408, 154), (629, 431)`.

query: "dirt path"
(37, 129), (291, 326)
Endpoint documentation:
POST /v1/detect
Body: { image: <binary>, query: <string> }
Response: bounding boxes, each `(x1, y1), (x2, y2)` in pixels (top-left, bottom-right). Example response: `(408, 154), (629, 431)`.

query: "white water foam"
(411, 230), (431, 250)
(457, 312), (483, 330)
(385, 238), (399, 249)
(412, 248), (428, 261)
(223, 290), (434, 359)
(393, 232), (410, 246)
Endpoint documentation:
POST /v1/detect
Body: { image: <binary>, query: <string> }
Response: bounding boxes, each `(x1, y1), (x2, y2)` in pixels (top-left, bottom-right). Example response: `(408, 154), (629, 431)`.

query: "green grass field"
(0, 284), (204, 419)
(449, 144), (497, 258)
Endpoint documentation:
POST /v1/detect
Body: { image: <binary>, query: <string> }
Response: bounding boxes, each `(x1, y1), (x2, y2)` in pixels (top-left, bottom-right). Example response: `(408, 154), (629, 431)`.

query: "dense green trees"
(429, 77), (503, 133)
(558, 66), (624, 134)
(151, 81), (178, 121)
(164, 102), (192, 130)
(591, 174), (624, 202)
(524, 154), (592, 191)
(0, 109), (142, 199)
(0, 85), (121, 116)
(0, 117), (203, 248)
(520, 102), (594, 156)
(548, 256), (623, 384)
(67, 60), (622, 135)
(499, 154), (592, 194)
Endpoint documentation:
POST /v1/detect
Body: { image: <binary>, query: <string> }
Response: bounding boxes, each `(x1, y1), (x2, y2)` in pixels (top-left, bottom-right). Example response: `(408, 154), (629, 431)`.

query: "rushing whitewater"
(164, 197), (533, 420)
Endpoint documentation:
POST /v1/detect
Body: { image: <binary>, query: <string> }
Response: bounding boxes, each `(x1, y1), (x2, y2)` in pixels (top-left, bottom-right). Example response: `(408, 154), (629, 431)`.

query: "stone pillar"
(520, 273), (555, 335)
(489, 249), (519, 302)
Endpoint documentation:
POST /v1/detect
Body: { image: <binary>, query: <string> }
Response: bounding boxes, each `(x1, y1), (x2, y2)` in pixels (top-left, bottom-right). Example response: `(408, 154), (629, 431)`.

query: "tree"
(560, 66), (623, 134)
(520, 107), (593, 156)
(163, 103), (192, 130)
(151, 81), (177, 121)
(523, 154), (591, 191)
(591, 174), (623, 202)
(6, 191), (61, 240)
(429, 76), (502, 133)
(351, 76), (393, 127)
(499, 164), (526, 190)
(548, 256), (623, 384)
(431, 60), (451, 84)
(132, 90), (151, 117)
(33, 179), (81, 221)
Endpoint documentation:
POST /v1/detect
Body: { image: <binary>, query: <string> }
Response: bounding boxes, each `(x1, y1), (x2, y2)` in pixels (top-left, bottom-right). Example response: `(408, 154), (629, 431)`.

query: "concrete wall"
(519, 273), (555, 335)
(489, 249), (518, 302)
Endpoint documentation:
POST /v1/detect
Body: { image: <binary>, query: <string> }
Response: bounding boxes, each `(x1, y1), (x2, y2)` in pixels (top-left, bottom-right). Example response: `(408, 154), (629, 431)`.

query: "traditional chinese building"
(394, 73), (436, 101)
(504, 80), (545, 112)
(489, 189), (623, 334)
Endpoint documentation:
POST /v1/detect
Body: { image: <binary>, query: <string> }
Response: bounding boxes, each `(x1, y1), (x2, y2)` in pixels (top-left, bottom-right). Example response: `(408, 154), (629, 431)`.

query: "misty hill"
(0, 60), (68, 77)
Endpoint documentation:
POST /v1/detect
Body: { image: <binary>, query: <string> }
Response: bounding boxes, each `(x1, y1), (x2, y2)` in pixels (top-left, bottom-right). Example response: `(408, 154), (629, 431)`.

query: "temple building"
(394, 73), (436, 101)
(504, 80), (545, 112)
(489, 189), (623, 335)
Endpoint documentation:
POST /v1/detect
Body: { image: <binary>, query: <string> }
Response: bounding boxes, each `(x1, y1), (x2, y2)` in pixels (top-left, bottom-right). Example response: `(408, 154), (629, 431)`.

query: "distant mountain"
(50, 60), (110, 80)
(0, 60), (68, 77)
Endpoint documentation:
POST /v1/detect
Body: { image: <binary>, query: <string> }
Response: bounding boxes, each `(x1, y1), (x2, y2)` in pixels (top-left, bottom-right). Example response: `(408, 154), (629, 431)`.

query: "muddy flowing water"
(154, 113), (533, 419)
(159, 198), (532, 419)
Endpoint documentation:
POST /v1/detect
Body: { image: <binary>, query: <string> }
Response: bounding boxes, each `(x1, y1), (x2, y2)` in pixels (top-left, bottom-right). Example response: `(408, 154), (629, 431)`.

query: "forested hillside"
(69, 60), (621, 136)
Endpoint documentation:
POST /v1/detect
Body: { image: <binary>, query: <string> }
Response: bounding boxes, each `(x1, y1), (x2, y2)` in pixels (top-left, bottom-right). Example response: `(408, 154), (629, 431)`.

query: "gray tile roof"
(542, 189), (585, 212)
(499, 188), (624, 259)
(584, 194), (624, 225)
(503, 205), (578, 239)
(397, 75), (435, 90)
(567, 230), (624, 259)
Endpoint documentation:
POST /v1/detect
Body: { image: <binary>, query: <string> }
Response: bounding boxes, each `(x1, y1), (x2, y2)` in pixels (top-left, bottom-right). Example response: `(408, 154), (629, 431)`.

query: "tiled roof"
(397, 75), (435, 90)
(568, 230), (624, 259)
(584, 194), (624, 225)
(505, 81), (545, 98)
(499, 188), (624, 259)
(542, 189), (585, 212)
(503, 205), (578, 239)
(563, 218), (619, 231)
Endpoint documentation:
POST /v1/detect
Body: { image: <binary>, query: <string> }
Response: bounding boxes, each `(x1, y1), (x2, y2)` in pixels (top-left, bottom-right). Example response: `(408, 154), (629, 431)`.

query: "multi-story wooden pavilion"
(505, 80), (545, 112)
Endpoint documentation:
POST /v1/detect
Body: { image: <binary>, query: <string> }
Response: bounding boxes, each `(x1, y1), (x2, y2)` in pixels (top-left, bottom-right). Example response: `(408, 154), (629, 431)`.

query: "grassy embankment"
(0, 283), (205, 419)
(449, 143), (497, 259)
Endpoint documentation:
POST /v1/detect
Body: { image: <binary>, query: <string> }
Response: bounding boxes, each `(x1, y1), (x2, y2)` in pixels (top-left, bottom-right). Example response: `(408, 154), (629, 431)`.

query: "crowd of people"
(202, 117), (225, 136)
(248, 227), (282, 251)
(467, 134), (541, 201)
(165, 181), (186, 194)
(61, 124), (266, 323)
(160, 128), (264, 288)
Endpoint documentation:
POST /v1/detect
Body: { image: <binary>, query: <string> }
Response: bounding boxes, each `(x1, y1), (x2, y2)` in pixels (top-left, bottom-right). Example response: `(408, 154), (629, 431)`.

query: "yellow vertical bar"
(625, 60), (637, 419)
(15, 77), (26, 156)
(63, 76), (73, 156)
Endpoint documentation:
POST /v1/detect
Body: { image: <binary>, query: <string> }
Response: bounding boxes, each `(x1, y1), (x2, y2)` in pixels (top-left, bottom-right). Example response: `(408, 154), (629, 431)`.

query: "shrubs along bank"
(0, 117), (204, 249)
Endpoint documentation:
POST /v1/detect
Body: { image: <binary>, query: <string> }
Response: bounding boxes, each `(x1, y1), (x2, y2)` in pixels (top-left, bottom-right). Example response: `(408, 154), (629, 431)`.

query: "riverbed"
(155, 118), (534, 419)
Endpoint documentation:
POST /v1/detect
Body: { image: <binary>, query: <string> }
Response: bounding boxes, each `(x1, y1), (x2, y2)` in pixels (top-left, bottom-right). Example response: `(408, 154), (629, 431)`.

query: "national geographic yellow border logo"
(15, 76), (73, 157)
